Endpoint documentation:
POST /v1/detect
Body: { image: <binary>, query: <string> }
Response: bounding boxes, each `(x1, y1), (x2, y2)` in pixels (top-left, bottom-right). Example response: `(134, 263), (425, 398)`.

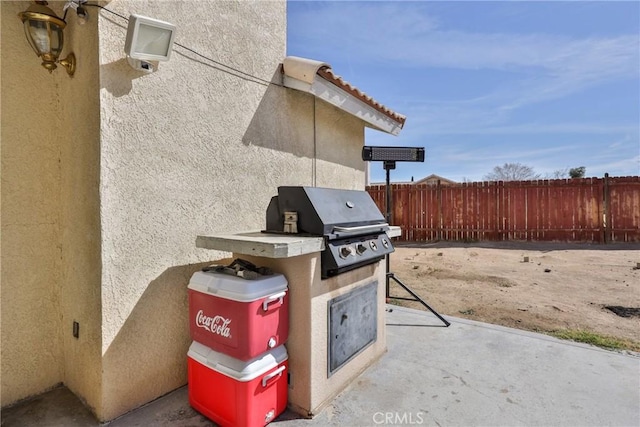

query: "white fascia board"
(283, 76), (402, 136)
(283, 75), (312, 93)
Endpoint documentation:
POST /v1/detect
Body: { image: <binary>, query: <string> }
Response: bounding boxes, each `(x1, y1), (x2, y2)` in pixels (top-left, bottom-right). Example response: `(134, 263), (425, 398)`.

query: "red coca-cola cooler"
(188, 269), (289, 360)
(188, 341), (288, 427)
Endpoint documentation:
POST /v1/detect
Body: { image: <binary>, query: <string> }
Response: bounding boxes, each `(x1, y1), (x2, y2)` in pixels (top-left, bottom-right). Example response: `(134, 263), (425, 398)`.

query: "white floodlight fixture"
(124, 14), (176, 72)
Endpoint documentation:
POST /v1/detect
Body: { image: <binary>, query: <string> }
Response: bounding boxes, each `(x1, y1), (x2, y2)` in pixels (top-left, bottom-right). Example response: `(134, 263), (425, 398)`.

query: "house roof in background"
(281, 56), (406, 135)
(370, 174), (457, 186)
(414, 174), (457, 185)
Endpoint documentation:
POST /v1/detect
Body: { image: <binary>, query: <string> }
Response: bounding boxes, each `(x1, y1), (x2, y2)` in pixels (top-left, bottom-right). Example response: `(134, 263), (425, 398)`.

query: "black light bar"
(362, 146), (425, 162)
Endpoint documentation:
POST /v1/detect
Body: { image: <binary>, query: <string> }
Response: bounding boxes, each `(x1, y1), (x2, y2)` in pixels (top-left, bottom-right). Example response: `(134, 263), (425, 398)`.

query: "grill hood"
(265, 186), (393, 278)
(265, 186), (388, 238)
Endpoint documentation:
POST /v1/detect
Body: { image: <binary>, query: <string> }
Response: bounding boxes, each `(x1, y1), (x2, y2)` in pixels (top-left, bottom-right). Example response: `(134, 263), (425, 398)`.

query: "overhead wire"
(84, 3), (273, 86)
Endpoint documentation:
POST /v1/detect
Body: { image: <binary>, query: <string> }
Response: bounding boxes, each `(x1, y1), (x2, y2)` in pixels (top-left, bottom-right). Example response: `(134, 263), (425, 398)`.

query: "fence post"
(603, 173), (610, 244)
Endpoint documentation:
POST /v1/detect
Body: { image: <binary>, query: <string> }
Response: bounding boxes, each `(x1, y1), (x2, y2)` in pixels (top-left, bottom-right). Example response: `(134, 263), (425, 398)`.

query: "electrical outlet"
(73, 321), (79, 339)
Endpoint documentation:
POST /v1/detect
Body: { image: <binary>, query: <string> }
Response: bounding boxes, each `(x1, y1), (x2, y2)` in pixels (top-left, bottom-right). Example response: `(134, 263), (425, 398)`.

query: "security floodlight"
(362, 146), (425, 163)
(124, 14), (176, 72)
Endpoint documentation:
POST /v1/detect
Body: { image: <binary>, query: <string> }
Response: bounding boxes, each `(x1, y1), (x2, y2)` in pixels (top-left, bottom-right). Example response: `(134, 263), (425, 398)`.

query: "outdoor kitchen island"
(195, 229), (395, 418)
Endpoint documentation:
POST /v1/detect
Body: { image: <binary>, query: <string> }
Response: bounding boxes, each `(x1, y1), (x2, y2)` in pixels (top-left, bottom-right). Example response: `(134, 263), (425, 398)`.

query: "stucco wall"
(2, 0), (368, 420)
(97, 0), (355, 421)
(1, 1), (65, 405)
(97, 0), (366, 417)
(315, 98), (366, 189)
(1, 0), (103, 410)
(58, 7), (103, 413)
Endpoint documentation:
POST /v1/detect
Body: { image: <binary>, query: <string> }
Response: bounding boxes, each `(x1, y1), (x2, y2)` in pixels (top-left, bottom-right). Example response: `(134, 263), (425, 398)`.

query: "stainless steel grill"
(265, 186), (394, 278)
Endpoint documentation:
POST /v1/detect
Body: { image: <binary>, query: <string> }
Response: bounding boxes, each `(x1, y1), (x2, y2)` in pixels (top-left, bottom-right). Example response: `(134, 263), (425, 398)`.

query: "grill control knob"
(340, 246), (354, 259)
(381, 238), (390, 248)
(369, 241), (378, 251)
(356, 243), (367, 255)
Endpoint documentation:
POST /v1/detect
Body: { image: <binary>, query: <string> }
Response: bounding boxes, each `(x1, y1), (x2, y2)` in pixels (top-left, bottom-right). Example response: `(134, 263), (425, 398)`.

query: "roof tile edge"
(282, 56), (406, 128)
(317, 67), (406, 127)
(282, 56), (330, 84)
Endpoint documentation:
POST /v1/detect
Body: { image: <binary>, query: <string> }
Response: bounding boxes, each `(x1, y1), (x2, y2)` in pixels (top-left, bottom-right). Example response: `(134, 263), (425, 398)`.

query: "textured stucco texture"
(2, 0), (371, 421)
(2, 0), (102, 410)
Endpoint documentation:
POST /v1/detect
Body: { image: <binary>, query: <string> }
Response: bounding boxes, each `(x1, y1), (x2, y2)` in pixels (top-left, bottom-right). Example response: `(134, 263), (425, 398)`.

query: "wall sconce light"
(18, 1), (76, 76)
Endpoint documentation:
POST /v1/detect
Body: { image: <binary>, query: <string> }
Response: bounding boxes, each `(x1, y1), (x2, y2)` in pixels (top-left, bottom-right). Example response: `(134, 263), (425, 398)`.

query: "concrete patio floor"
(3, 305), (639, 426)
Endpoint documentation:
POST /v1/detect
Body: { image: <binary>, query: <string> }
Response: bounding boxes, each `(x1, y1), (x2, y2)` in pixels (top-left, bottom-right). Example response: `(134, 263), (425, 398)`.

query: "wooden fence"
(366, 175), (640, 243)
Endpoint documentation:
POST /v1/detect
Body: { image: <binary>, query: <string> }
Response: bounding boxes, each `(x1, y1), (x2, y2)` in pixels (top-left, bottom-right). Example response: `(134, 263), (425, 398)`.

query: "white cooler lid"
(188, 341), (288, 381)
(188, 270), (287, 302)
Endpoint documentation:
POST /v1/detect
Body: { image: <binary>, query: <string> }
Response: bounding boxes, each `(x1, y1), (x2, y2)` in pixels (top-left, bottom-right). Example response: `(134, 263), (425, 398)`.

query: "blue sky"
(287, 1), (640, 183)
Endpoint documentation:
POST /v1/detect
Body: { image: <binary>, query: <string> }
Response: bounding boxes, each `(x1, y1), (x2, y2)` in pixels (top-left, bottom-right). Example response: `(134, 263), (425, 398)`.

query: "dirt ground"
(390, 241), (640, 347)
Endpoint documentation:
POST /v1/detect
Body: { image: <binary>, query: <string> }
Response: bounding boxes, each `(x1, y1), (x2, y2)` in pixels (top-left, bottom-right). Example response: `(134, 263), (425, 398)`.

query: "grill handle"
(332, 223), (389, 235)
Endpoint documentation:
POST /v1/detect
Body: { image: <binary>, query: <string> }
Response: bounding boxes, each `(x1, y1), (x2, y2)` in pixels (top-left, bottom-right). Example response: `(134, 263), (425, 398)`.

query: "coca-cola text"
(195, 310), (232, 338)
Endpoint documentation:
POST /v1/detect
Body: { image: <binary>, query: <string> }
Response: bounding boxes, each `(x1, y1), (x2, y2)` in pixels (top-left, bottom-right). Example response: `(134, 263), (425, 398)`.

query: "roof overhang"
(282, 56), (406, 136)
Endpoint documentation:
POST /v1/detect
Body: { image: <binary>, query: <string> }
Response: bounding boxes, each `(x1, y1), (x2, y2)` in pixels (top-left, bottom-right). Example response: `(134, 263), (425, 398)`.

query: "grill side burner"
(265, 186), (394, 278)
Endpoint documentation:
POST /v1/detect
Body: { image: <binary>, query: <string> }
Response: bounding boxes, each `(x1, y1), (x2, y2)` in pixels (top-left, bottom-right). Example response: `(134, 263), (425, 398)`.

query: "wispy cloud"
(407, 115), (638, 136)
(291, 4), (637, 68)
(586, 134), (640, 176)
(290, 2), (639, 110)
(588, 155), (640, 177)
(290, 1), (640, 181)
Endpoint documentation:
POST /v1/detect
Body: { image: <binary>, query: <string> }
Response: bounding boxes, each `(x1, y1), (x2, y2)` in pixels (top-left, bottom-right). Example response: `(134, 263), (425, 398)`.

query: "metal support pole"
(382, 160), (449, 327)
(385, 162), (393, 298)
